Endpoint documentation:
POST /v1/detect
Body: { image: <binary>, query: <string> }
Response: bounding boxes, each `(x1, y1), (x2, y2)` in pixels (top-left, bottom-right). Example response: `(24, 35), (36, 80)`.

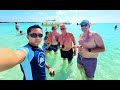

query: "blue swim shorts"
(16, 28), (19, 31)
(77, 54), (97, 78)
(47, 45), (59, 52)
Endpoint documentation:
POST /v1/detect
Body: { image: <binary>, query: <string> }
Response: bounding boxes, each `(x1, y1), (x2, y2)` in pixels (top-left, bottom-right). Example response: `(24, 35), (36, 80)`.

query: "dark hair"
(20, 30), (22, 33)
(52, 26), (56, 30)
(45, 31), (49, 36)
(27, 25), (42, 35)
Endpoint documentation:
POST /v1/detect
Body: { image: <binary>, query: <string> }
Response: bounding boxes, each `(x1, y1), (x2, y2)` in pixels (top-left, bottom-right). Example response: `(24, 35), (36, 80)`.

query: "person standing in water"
(42, 31), (52, 53)
(48, 26), (60, 53)
(58, 24), (76, 65)
(76, 20), (105, 80)
(15, 22), (19, 31)
(0, 25), (56, 80)
(114, 25), (118, 30)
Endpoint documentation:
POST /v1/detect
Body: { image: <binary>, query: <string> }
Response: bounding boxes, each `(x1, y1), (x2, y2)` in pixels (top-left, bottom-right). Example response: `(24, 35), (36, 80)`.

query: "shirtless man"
(48, 26), (60, 53)
(76, 20), (105, 80)
(58, 24), (76, 64)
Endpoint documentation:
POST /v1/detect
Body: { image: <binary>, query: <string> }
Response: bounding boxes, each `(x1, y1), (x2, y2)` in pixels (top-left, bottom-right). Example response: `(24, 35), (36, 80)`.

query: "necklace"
(80, 30), (90, 42)
(62, 33), (67, 45)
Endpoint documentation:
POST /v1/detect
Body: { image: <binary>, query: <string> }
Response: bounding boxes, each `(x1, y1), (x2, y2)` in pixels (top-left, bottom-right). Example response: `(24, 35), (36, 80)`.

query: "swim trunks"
(16, 28), (19, 31)
(47, 44), (59, 52)
(77, 53), (97, 78)
(60, 48), (73, 61)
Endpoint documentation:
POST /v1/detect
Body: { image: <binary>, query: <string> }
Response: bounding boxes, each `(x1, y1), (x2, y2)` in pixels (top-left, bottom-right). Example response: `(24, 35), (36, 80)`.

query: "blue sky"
(0, 10), (120, 23)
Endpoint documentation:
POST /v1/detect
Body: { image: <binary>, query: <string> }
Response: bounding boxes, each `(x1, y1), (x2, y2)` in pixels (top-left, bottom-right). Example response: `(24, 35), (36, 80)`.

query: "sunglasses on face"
(81, 24), (88, 27)
(60, 28), (66, 30)
(29, 33), (43, 38)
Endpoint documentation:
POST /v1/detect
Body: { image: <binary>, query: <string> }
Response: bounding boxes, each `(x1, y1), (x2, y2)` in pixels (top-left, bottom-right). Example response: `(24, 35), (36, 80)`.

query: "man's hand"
(73, 50), (76, 56)
(73, 45), (88, 53)
(48, 68), (56, 77)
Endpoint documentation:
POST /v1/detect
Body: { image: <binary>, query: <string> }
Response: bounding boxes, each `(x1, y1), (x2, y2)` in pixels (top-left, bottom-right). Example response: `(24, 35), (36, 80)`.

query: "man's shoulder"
(53, 31), (60, 35)
(91, 31), (99, 35)
(91, 31), (101, 38)
(67, 32), (74, 36)
(89, 30), (97, 33)
(18, 44), (32, 52)
(57, 32), (60, 35)
(56, 32), (60, 37)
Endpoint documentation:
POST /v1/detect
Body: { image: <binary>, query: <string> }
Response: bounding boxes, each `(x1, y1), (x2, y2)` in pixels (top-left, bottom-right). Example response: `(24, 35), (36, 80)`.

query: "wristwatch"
(88, 48), (91, 52)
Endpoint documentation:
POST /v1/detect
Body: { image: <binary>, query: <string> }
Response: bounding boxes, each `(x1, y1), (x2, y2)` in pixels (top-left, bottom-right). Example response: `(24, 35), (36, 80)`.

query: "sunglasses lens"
(38, 34), (43, 38)
(81, 24), (87, 27)
(30, 33), (37, 38)
(60, 28), (65, 30)
(30, 33), (43, 38)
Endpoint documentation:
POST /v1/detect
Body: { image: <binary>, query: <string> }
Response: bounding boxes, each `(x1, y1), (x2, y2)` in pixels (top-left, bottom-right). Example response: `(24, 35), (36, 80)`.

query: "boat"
(62, 21), (72, 25)
(42, 20), (62, 27)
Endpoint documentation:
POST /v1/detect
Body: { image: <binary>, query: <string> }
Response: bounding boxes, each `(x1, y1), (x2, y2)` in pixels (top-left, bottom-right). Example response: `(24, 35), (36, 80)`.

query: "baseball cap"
(80, 20), (90, 26)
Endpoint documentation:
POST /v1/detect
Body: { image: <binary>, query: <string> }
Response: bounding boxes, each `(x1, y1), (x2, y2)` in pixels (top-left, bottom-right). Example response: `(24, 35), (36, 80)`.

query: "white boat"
(42, 20), (62, 26)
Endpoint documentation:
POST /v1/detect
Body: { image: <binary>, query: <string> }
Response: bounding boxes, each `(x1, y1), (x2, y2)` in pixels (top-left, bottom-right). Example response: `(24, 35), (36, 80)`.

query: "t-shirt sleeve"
(17, 47), (33, 80)
(17, 47), (29, 56)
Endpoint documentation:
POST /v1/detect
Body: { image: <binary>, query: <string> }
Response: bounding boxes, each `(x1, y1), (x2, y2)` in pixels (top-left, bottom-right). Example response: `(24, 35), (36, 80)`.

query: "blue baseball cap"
(80, 20), (90, 25)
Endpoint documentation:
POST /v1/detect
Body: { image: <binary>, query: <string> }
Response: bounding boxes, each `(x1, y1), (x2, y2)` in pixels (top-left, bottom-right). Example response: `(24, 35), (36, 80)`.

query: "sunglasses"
(60, 28), (66, 30)
(81, 24), (88, 27)
(29, 33), (43, 38)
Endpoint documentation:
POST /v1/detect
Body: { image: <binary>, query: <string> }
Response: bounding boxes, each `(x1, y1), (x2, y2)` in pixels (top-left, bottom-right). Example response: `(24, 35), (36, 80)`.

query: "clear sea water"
(0, 22), (120, 80)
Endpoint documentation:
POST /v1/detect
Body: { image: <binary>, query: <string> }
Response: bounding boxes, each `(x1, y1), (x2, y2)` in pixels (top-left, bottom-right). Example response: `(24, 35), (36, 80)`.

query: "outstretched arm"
(0, 48), (26, 72)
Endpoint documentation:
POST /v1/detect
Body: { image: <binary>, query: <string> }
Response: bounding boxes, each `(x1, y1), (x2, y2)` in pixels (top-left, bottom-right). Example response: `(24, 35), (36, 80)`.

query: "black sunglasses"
(81, 24), (88, 27)
(29, 33), (43, 38)
(60, 28), (66, 30)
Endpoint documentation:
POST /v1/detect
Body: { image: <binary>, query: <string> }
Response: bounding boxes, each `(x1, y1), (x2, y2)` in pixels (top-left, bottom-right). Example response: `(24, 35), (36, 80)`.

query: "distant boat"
(63, 22), (72, 25)
(42, 20), (62, 26)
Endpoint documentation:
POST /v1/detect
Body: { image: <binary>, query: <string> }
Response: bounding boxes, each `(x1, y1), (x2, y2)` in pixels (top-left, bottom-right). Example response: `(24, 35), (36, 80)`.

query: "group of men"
(0, 20), (105, 80)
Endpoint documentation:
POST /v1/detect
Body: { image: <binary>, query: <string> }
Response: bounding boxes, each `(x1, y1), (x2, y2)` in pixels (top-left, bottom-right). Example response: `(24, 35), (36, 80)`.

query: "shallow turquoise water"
(0, 23), (120, 80)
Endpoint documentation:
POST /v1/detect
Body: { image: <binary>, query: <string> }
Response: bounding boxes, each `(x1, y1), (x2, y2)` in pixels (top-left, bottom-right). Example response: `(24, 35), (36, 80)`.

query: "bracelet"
(88, 48), (91, 52)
